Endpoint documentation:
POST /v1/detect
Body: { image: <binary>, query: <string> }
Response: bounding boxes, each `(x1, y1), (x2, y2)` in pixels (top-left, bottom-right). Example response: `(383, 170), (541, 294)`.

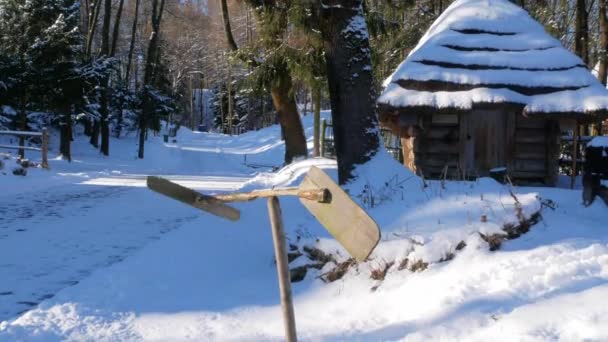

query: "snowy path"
(0, 175), (250, 321)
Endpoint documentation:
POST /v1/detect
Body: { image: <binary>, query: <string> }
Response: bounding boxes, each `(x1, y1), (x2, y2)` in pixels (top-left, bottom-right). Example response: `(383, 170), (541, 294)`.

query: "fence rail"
(0, 128), (49, 169)
(319, 119), (403, 162)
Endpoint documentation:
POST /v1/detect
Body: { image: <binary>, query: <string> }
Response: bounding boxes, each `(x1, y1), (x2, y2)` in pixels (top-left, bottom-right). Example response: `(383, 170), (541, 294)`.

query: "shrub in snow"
(18, 159), (38, 169)
(12, 167), (26, 176)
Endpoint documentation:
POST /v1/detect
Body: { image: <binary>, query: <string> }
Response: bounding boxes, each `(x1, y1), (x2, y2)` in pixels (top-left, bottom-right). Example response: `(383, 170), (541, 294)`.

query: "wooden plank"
(0, 144), (42, 151)
(431, 114), (459, 125)
(514, 151), (546, 160)
(514, 141), (546, 160)
(505, 110), (516, 172)
(516, 115), (546, 129)
(299, 167), (380, 262)
(515, 133), (545, 144)
(511, 170), (547, 179)
(513, 159), (546, 172)
(459, 112), (472, 176)
(417, 154), (460, 168)
(0, 130), (42, 137)
(426, 127), (459, 141)
(571, 123), (579, 189)
(146, 176), (241, 221)
(545, 120), (560, 186)
(425, 142), (460, 154)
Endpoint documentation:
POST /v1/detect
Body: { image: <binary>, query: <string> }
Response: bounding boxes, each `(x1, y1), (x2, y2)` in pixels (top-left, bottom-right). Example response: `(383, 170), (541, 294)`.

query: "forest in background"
(1, 0), (607, 179)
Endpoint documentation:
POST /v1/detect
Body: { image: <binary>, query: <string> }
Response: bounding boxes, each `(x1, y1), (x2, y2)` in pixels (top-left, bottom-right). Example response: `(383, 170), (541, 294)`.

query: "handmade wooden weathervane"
(147, 166), (380, 342)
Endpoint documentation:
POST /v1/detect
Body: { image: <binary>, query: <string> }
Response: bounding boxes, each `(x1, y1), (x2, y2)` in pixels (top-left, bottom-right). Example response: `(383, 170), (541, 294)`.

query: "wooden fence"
(0, 128), (49, 169)
(319, 119), (403, 162)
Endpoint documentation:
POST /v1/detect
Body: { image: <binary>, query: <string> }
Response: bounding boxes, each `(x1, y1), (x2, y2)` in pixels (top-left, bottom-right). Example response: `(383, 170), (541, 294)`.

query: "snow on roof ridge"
(382, 0), (557, 87)
(379, 0), (608, 115)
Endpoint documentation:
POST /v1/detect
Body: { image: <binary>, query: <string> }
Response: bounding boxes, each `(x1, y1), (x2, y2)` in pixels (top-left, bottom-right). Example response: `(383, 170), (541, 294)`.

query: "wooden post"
(320, 119), (327, 158)
(41, 127), (49, 169)
(267, 196), (297, 342)
(571, 123), (579, 189)
(18, 136), (25, 159)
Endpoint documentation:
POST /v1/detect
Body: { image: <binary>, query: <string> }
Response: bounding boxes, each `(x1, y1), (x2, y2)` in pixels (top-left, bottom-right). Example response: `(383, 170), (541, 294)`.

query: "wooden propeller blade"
(299, 166), (381, 262)
(146, 176), (241, 221)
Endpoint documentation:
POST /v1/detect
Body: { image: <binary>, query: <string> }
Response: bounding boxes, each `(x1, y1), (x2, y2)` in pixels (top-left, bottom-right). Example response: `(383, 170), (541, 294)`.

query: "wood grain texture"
(267, 197), (298, 342)
(146, 176), (241, 221)
(299, 166), (380, 262)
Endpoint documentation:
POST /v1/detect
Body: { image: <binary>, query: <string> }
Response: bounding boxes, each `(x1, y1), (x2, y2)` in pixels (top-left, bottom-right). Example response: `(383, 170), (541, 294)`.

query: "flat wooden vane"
(146, 176), (241, 221)
(299, 166), (381, 262)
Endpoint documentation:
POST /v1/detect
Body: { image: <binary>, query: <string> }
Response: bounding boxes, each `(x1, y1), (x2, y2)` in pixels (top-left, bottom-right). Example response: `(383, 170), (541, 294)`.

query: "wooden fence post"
(267, 196), (297, 342)
(41, 127), (49, 169)
(320, 119), (326, 158)
(571, 123), (579, 189)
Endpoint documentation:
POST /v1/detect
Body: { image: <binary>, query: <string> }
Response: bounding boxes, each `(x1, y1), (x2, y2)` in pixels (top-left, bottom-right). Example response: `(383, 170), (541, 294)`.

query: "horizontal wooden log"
(515, 132), (546, 144)
(416, 155), (460, 168)
(431, 114), (459, 125)
(513, 159), (546, 172)
(0, 144), (42, 151)
(514, 151), (546, 160)
(514, 143), (546, 160)
(511, 170), (547, 179)
(214, 188), (330, 203)
(418, 166), (461, 179)
(418, 141), (460, 154)
(0, 130), (43, 137)
(425, 127), (460, 141)
(515, 116), (546, 129)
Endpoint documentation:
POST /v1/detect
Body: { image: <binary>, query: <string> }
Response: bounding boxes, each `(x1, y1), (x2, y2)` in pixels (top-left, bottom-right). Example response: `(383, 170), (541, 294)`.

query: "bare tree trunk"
(89, 121), (100, 147)
(598, 0), (607, 85)
(270, 71), (308, 164)
(99, 0), (112, 156)
(597, 0), (608, 135)
(575, 0), (590, 65)
(59, 108), (72, 162)
(220, 0), (239, 51)
(576, 0), (590, 135)
(85, 0), (102, 58)
(220, 0), (307, 163)
(110, 0), (124, 57)
(110, 0), (125, 138)
(313, 86), (321, 157)
(139, 0), (165, 159)
(320, 0), (380, 184)
(125, 0), (140, 86)
(227, 64), (233, 135)
(18, 94), (27, 159)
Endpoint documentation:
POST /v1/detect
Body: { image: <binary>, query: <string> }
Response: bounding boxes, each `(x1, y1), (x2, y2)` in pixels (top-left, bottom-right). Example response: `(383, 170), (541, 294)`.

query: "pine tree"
(24, 0), (82, 160)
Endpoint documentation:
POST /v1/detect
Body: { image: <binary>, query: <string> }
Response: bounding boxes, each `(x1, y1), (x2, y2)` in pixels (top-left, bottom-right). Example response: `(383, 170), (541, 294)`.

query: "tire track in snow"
(0, 184), (201, 321)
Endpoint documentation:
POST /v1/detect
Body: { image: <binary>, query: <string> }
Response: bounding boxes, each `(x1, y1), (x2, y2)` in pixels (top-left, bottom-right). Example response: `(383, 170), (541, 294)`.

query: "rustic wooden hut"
(377, 0), (608, 185)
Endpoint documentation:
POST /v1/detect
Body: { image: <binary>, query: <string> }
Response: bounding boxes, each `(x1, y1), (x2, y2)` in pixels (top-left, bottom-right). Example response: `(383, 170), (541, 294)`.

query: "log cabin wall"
(399, 109), (561, 184)
(511, 115), (560, 185)
(412, 113), (461, 179)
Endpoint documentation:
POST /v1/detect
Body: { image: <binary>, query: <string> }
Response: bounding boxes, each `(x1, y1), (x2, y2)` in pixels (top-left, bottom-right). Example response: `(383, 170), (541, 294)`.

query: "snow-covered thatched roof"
(378, 0), (608, 119)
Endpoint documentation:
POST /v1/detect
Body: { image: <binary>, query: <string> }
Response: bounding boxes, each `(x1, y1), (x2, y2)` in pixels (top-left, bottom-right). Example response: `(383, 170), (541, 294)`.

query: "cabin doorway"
(461, 109), (510, 177)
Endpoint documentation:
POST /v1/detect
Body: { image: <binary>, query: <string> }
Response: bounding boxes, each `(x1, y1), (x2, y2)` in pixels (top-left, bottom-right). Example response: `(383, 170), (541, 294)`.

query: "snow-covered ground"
(1, 113), (607, 341)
